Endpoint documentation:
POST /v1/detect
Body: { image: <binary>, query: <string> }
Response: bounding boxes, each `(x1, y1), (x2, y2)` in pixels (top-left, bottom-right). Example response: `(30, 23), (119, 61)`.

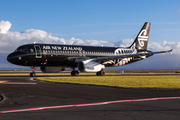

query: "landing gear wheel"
(71, 71), (75, 76)
(74, 71), (79, 76)
(96, 72), (100, 76)
(96, 70), (105, 76)
(30, 72), (36, 77)
(100, 70), (105, 76)
(30, 66), (36, 77)
(71, 70), (79, 76)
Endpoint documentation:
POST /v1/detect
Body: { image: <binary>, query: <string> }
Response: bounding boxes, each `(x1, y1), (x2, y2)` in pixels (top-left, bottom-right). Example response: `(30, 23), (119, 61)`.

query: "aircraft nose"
(7, 53), (16, 63)
(7, 53), (12, 62)
(7, 52), (26, 65)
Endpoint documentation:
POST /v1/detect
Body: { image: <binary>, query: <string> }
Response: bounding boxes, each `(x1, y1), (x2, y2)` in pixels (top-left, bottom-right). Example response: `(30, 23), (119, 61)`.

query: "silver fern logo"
(138, 29), (148, 47)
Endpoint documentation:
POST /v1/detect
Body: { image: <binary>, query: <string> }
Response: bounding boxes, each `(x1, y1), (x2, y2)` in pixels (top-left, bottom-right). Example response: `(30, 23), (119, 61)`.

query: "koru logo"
(138, 29), (148, 47)
(114, 48), (122, 56)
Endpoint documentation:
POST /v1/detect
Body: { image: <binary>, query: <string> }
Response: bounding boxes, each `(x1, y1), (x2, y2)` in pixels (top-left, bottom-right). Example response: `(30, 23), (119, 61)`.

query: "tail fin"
(129, 22), (151, 50)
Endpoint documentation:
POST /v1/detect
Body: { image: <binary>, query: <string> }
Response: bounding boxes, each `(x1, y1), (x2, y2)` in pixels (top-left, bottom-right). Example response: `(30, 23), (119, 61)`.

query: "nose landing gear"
(30, 66), (36, 77)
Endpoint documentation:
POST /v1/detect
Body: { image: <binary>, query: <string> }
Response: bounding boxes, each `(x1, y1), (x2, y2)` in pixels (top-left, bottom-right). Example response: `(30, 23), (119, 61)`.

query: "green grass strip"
(37, 76), (180, 89)
(0, 72), (179, 76)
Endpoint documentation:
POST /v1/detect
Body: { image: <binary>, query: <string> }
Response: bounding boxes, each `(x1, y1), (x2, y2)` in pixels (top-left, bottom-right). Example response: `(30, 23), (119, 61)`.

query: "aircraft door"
(34, 45), (42, 58)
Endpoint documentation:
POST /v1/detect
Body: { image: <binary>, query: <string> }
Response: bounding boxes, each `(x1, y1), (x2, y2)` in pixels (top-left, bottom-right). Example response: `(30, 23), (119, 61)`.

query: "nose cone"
(7, 52), (27, 66)
(7, 53), (18, 64)
(7, 53), (14, 63)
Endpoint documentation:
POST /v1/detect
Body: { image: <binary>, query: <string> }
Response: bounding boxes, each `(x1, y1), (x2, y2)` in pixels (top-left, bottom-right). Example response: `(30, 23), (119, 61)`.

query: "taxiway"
(0, 76), (180, 120)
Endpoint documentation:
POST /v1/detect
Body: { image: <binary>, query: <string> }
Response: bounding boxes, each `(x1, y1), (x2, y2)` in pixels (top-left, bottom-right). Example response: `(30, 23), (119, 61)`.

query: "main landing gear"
(71, 68), (79, 76)
(96, 70), (105, 76)
(30, 66), (36, 77)
(71, 70), (79, 76)
(71, 68), (105, 76)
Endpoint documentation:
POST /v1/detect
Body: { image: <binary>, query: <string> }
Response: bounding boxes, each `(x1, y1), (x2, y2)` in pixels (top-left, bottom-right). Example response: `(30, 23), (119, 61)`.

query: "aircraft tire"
(71, 71), (79, 76)
(71, 71), (75, 76)
(96, 72), (100, 76)
(30, 72), (36, 77)
(100, 71), (105, 76)
(74, 71), (79, 76)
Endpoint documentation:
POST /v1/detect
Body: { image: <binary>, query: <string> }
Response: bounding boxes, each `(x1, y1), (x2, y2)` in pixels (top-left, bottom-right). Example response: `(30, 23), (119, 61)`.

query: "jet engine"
(77, 60), (105, 72)
(40, 66), (65, 73)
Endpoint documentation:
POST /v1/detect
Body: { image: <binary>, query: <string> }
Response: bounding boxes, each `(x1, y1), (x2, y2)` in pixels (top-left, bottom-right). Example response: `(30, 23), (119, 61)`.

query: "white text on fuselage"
(43, 46), (82, 51)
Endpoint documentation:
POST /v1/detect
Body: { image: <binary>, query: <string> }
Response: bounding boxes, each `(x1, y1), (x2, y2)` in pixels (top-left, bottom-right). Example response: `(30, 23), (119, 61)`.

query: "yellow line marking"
(0, 81), (6, 83)
(0, 81), (37, 85)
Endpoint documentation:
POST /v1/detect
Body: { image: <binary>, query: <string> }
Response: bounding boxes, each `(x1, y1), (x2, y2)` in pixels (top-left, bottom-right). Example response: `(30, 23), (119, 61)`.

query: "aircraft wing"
(75, 49), (173, 63)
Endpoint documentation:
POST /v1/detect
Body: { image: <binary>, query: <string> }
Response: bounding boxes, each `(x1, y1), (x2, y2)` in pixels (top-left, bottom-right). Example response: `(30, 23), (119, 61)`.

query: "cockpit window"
(14, 46), (29, 53)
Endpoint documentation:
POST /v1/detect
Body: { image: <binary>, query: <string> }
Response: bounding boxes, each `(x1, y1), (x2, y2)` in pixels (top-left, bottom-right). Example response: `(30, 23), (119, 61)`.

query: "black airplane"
(7, 22), (172, 77)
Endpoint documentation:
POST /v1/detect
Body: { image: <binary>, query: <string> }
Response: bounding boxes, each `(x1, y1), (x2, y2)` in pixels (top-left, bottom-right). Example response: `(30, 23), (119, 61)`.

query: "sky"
(0, 0), (180, 69)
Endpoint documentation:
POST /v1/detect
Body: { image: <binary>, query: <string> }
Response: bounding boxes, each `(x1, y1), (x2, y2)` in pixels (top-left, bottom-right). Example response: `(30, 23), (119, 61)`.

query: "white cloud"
(0, 20), (180, 69)
(0, 20), (11, 34)
(0, 21), (179, 54)
(114, 39), (134, 47)
(148, 41), (180, 54)
(0, 21), (110, 53)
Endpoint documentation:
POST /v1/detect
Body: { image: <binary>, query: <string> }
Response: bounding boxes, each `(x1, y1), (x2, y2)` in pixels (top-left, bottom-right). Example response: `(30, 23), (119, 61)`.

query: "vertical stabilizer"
(129, 22), (151, 50)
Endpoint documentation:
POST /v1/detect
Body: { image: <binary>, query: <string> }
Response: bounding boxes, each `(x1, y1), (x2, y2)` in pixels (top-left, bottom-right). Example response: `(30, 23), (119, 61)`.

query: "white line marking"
(0, 96), (180, 114)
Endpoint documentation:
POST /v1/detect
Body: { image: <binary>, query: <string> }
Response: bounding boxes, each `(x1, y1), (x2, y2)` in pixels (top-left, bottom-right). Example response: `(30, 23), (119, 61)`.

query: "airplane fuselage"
(7, 44), (148, 68)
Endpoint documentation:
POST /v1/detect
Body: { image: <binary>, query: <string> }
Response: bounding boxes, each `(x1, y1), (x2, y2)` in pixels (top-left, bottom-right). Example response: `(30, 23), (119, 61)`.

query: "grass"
(37, 76), (180, 89)
(0, 73), (178, 76)
(0, 70), (179, 76)
(1, 70), (180, 89)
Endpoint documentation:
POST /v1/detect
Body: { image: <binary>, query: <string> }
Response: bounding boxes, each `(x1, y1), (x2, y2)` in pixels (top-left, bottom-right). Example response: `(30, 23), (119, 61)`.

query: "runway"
(0, 76), (180, 120)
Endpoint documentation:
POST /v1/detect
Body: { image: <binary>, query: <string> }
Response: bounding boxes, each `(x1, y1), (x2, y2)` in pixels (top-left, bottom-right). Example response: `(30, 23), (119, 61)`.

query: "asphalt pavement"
(0, 76), (180, 120)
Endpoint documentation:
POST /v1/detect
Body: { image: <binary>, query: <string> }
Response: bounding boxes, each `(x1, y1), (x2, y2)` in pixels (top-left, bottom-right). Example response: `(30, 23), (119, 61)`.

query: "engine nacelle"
(77, 60), (105, 72)
(40, 66), (65, 73)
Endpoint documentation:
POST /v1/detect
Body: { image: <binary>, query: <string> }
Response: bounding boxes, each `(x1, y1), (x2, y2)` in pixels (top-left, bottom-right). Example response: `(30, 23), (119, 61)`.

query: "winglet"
(169, 49), (173, 54)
